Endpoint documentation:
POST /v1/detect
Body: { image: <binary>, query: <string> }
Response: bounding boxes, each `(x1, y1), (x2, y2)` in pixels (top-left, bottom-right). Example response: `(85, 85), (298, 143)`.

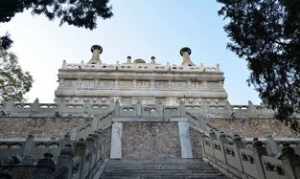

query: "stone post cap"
(127, 56), (132, 63)
(60, 144), (74, 157)
(150, 56), (156, 64)
(180, 47), (192, 56)
(180, 47), (194, 66)
(90, 45), (103, 53)
(88, 44), (103, 64)
(75, 139), (87, 156)
(279, 143), (297, 159)
(253, 138), (267, 155)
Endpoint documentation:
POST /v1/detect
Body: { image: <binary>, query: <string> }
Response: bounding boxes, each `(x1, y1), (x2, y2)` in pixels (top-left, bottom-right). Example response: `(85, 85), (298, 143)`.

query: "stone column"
(178, 121), (193, 159)
(252, 139), (267, 179)
(279, 143), (300, 179)
(110, 122), (123, 159)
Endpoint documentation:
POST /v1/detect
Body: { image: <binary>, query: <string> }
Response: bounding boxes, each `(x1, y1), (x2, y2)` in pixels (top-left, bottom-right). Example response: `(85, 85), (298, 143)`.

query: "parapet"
(60, 45), (221, 73)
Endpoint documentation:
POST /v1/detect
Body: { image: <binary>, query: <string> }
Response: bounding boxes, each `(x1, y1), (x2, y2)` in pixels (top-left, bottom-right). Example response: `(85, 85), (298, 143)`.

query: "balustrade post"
(218, 132), (229, 165)
(86, 136), (95, 179)
(96, 130), (104, 160)
(113, 100), (120, 117)
(179, 100), (185, 117)
(75, 139), (87, 179)
(91, 116), (99, 131)
(60, 133), (72, 151)
(56, 144), (74, 179)
(279, 143), (300, 179)
(22, 135), (35, 164)
(136, 100), (142, 117)
(252, 139), (267, 179)
(265, 135), (279, 156)
(232, 134), (245, 177)
(33, 152), (56, 179)
(199, 133), (207, 159)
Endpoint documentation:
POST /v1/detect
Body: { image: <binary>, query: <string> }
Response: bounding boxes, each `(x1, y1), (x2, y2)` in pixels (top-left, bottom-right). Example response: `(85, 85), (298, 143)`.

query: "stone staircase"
(99, 159), (228, 179)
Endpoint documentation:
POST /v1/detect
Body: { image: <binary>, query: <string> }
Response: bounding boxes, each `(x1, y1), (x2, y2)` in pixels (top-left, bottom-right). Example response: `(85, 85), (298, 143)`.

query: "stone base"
(122, 122), (181, 160)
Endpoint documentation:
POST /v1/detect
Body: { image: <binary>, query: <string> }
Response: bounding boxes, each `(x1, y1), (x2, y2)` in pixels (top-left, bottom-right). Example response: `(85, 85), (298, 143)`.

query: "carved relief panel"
(191, 81), (203, 89)
(154, 80), (169, 89)
(171, 81), (187, 89)
(136, 80), (151, 88)
(119, 80), (133, 88)
(95, 80), (114, 89)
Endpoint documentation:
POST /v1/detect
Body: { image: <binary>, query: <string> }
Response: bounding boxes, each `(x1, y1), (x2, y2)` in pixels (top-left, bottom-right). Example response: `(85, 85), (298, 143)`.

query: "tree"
(0, 0), (113, 30)
(0, 0), (113, 102)
(217, 0), (300, 124)
(0, 36), (33, 102)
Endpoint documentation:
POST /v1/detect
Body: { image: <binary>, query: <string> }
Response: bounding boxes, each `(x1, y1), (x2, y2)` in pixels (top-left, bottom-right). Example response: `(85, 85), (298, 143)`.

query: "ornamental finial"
(88, 45), (103, 64)
(180, 47), (194, 66)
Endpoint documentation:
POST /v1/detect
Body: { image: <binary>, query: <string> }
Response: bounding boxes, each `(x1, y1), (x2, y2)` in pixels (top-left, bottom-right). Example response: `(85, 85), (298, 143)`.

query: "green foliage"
(0, 0), (113, 29)
(0, 39), (33, 102)
(0, 0), (113, 102)
(217, 0), (300, 123)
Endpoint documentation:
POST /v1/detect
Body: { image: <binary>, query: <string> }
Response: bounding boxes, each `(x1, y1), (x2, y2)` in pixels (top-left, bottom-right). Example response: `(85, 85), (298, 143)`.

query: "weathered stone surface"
(208, 119), (300, 138)
(122, 122), (181, 160)
(56, 52), (227, 106)
(0, 117), (85, 138)
(178, 121), (193, 158)
(190, 128), (203, 159)
(110, 122), (122, 159)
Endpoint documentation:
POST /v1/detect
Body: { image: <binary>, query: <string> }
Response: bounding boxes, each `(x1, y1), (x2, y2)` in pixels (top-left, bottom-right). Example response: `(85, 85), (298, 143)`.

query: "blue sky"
(0, 0), (261, 104)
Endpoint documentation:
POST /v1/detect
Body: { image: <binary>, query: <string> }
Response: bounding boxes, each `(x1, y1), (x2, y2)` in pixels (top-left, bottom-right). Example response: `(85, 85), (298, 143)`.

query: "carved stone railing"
(0, 101), (112, 118)
(199, 129), (300, 179)
(2, 100), (296, 121)
(0, 108), (114, 179)
(112, 101), (184, 121)
(61, 63), (221, 73)
(0, 132), (111, 179)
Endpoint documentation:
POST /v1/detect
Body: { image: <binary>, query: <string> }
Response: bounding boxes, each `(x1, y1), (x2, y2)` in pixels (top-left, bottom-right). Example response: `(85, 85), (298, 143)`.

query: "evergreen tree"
(0, 0), (113, 102)
(0, 36), (33, 102)
(217, 0), (300, 125)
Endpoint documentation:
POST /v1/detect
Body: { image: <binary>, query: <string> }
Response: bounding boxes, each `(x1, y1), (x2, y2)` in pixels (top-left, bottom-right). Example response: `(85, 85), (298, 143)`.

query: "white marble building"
(55, 45), (228, 106)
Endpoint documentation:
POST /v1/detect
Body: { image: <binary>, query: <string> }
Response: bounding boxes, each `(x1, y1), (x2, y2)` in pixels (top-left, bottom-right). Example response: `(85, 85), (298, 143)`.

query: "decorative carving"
(119, 80), (133, 88)
(136, 80), (151, 88)
(155, 80), (169, 89)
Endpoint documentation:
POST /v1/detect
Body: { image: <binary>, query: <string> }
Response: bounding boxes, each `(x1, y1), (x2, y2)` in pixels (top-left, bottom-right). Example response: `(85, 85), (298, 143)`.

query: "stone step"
(103, 170), (220, 175)
(101, 176), (227, 179)
(104, 164), (214, 170)
(100, 159), (228, 179)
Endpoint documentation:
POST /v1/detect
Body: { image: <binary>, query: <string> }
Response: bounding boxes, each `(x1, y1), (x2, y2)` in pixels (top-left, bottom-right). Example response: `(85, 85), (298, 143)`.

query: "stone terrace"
(0, 117), (87, 138)
(208, 118), (300, 138)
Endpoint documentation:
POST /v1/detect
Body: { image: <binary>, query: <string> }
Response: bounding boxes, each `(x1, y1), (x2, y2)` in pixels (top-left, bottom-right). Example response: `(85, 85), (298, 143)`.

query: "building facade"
(55, 45), (228, 106)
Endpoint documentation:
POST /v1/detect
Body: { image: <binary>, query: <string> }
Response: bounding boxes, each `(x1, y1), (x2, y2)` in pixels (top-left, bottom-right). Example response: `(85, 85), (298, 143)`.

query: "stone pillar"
(22, 135), (35, 164)
(178, 121), (193, 159)
(33, 153), (56, 179)
(56, 144), (74, 179)
(252, 139), (267, 179)
(279, 143), (300, 179)
(110, 122), (123, 159)
(113, 100), (120, 117)
(75, 139), (87, 179)
(265, 135), (279, 156)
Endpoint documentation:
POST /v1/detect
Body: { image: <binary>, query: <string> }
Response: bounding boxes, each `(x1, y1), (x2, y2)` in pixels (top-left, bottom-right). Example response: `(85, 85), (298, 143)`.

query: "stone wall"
(190, 128), (203, 159)
(122, 122), (181, 160)
(208, 119), (300, 138)
(0, 117), (88, 138)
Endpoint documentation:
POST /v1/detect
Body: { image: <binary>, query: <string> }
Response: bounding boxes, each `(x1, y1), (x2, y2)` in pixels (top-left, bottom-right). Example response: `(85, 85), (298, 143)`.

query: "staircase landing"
(100, 159), (228, 179)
